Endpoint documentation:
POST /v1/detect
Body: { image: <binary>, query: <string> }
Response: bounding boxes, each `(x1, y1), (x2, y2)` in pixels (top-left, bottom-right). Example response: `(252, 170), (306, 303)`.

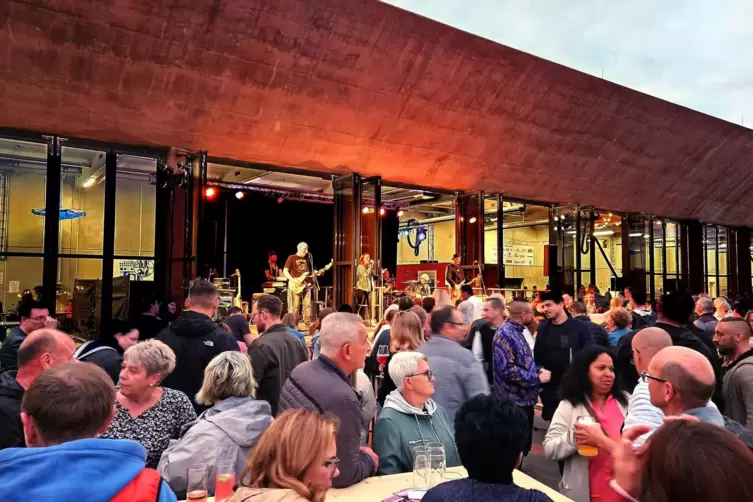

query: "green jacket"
(372, 391), (461, 475)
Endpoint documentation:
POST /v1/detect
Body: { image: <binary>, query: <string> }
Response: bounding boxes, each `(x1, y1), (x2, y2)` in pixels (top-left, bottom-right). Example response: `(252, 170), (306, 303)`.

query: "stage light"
(397, 210), (404, 217)
(417, 227), (427, 242)
(362, 207), (369, 214)
(469, 217), (477, 224)
(82, 177), (97, 188)
(204, 187), (217, 199)
(235, 191), (244, 200)
(379, 208), (386, 216)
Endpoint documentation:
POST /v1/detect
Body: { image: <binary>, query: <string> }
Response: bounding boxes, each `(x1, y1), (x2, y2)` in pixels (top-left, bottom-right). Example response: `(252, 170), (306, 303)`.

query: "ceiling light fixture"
(82, 177), (97, 188)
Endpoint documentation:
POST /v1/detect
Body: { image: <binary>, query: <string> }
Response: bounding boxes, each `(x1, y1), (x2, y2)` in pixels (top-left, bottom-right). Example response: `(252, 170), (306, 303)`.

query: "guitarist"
(446, 254), (465, 301)
(284, 242), (314, 323)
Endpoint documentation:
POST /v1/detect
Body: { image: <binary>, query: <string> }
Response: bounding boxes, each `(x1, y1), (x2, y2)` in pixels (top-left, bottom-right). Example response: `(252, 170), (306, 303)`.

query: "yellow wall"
(1, 171), (155, 310)
(397, 213), (456, 264)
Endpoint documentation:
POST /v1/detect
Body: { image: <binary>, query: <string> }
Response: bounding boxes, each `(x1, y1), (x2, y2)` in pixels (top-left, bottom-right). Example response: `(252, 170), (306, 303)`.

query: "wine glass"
(376, 345), (389, 379)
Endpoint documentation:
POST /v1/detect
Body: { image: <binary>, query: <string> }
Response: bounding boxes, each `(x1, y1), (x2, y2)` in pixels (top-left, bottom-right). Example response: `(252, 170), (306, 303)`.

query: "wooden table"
(184, 467), (571, 502)
(325, 466), (572, 501)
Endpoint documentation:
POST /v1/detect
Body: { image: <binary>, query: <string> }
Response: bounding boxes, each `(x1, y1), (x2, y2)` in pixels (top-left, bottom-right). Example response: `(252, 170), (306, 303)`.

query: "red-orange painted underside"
(1, 0), (753, 225)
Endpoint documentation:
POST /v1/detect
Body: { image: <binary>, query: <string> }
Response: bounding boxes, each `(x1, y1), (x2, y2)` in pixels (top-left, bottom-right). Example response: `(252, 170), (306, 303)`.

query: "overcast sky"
(385, 0), (752, 128)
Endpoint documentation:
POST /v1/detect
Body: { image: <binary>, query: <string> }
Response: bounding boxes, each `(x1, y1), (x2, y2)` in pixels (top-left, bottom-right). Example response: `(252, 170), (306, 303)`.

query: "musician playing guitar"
(445, 253), (465, 301)
(283, 243), (332, 324)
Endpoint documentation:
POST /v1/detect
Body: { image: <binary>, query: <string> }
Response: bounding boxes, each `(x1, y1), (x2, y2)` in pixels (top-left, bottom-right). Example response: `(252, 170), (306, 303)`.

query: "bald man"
(284, 242), (313, 322)
(647, 345), (753, 448)
(0, 329), (75, 448)
(623, 327), (673, 445)
(715, 318), (753, 433)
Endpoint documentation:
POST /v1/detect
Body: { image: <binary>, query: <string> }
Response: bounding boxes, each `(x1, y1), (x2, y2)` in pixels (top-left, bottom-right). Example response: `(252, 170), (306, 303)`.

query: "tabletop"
(325, 466), (572, 501)
(184, 466), (572, 502)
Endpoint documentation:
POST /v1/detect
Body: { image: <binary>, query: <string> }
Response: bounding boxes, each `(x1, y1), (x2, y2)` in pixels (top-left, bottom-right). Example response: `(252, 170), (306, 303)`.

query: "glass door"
(332, 174), (360, 310)
(360, 177), (382, 321)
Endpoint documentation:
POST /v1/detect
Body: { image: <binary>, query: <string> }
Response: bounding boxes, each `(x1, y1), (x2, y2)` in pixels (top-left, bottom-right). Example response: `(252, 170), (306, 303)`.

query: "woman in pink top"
(543, 346), (629, 502)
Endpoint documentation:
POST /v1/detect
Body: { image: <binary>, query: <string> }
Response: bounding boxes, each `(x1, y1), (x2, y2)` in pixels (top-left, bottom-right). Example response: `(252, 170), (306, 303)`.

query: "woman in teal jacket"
(373, 352), (461, 475)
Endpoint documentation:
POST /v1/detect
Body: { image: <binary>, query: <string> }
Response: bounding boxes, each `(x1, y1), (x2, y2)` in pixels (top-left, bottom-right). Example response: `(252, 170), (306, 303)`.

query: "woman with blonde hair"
(377, 310), (425, 406)
(158, 351), (273, 498)
(230, 409), (340, 502)
(714, 297), (732, 321)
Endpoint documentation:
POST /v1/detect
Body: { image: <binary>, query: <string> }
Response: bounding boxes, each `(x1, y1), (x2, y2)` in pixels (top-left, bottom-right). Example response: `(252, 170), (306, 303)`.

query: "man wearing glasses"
(622, 327), (672, 446)
(418, 306), (489, 420)
(492, 300), (551, 456)
(645, 345), (753, 448)
(0, 300), (49, 371)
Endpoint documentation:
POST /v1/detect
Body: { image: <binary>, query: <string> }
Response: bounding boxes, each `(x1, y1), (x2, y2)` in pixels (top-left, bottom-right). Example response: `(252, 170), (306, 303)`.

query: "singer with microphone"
(355, 253), (375, 323)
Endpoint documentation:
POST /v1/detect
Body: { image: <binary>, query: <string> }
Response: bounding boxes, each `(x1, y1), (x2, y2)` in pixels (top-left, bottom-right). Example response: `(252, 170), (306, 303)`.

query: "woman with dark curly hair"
(543, 346), (628, 502)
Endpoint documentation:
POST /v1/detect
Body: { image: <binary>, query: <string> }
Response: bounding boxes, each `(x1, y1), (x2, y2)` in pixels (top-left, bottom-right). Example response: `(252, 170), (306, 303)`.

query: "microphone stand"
(476, 260), (487, 296)
(308, 252), (319, 322)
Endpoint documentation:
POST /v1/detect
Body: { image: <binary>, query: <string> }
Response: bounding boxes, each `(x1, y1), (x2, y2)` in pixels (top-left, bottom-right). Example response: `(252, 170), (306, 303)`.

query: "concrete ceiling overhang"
(1, 0), (752, 226)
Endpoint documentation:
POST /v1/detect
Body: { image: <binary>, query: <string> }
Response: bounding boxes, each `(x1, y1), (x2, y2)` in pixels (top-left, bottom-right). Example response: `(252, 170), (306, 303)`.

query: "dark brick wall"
(2, 0), (753, 225)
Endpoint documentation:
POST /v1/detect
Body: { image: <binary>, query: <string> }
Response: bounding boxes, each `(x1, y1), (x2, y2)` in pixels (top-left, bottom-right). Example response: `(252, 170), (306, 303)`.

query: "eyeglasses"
(447, 322), (465, 327)
(408, 370), (434, 380)
(323, 456), (340, 472)
(640, 371), (668, 384)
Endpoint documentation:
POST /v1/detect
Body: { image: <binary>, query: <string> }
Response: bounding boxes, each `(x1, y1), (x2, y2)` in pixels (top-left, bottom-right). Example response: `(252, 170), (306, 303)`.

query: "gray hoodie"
(373, 390), (460, 475)
(158, 396), (273, 497)
(722, 350), (753, 434)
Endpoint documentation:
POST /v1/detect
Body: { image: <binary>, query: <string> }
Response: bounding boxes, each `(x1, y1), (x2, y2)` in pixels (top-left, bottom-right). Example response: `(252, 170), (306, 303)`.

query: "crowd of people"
(1, 278), (753, 501)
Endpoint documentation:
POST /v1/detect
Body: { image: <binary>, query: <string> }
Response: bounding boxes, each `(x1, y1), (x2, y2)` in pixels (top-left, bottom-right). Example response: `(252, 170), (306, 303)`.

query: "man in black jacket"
(0, 329), (75, 449)
(156, 280), (238, 412)
(534, 292), (595, 421)
(570, 300), (610, 348)
(248, 294), (308, 415)
(0, 301), (49, 371)
(615, 291), (725, 411)
(75, 320), (140, 384)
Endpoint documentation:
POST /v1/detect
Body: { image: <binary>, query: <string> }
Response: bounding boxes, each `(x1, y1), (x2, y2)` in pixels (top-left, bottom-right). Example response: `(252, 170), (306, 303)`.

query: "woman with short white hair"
(372, 352), (460, 475)
(158, 351), (274, 498)
(100, 340), (196, 468)
(714, 297), (732, 321)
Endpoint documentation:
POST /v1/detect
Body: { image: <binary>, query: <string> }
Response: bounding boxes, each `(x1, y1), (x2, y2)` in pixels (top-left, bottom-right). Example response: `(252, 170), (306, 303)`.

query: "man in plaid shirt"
(493, 299), (551, 455)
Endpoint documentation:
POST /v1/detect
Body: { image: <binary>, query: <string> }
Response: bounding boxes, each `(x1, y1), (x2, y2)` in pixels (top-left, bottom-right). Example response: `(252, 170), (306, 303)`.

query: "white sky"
(385, 0), (753, 128)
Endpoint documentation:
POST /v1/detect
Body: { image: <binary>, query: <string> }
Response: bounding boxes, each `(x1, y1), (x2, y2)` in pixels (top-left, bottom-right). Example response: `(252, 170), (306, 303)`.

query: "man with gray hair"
(278, 312), (379, 487)
(0, 328), (76, 449)
(694, 296), (717, 340)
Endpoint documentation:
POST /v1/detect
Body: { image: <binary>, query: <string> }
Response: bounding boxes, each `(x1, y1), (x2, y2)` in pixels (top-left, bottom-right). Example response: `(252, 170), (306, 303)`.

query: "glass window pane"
(653, 220), (664, 275)
(594, 211), (622, 295)
(706, 226), (718, 276)
(59, 147), (106, 255)
(0, 138), (48, 253)
(666, 222), (679, 274)
(506, 202), (549, 295)
(114, 155), (157, 257)
(0, 256), (44, 313)
(58, 257), (102, 338)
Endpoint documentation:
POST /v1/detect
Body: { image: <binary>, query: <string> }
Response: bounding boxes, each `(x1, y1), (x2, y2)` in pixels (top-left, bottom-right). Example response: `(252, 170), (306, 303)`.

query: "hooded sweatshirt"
(156, 311), (239, 412)
(722, 349), (753, 433)
(373, 390), (460, 475)
(0, 438), (177, 501)
(684, 405), (753, 450)
(158, 396), (274, 498)
(0, 369), (24, 449)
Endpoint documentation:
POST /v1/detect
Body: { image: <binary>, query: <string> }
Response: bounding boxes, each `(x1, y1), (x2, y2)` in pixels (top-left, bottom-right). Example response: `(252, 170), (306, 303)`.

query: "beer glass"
(575, 416), (599, 457)
(412, 446), (431, 490)
(187, 463), (208, 502)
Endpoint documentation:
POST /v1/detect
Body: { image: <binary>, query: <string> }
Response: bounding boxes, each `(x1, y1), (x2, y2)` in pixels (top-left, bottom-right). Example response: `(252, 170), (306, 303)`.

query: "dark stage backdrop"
(201, 191), (401, 301)
(202, 191), (335, 298)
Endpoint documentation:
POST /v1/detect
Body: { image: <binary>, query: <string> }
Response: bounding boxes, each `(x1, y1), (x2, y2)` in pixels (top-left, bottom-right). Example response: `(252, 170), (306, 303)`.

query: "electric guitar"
(289, 260), (333, 295)
(448, 274), (482, 301)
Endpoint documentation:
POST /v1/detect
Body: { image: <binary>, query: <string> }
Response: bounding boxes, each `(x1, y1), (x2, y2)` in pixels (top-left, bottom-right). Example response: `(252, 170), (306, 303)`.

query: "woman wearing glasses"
(543, 346), (628, 502)
(373, 352), (460, 475)
(230, 409), (340, 502)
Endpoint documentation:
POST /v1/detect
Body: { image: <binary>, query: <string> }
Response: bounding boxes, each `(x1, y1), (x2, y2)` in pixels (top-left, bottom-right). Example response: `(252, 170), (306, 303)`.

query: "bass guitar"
(289, 259), (333, 295)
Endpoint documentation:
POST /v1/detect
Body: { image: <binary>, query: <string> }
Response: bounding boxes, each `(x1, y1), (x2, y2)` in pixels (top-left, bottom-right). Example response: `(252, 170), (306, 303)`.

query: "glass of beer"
(575, 416), (599, 457)
(187, 463), (208, 502)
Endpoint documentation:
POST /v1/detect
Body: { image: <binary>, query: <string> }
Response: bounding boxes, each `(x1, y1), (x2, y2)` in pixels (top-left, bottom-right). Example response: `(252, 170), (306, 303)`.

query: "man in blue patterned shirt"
(493, 300), (550, 455)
